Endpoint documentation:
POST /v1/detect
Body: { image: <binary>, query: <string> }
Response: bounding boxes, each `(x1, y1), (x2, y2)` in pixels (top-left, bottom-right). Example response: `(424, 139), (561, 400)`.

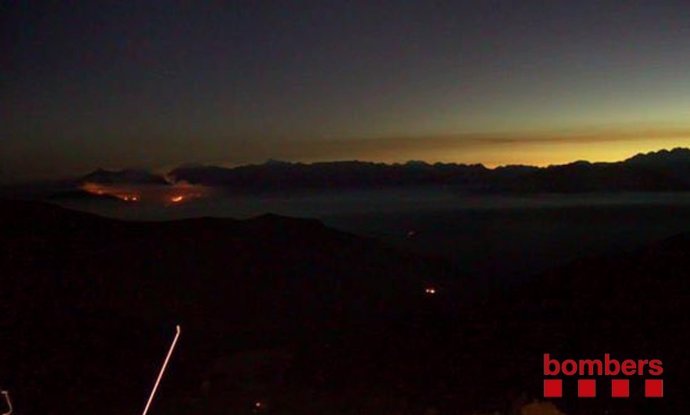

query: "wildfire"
(82, 182), (107, 195)
(167, 190), (203, 204)
(81, 183), (140, 202)
(80, 181), (208, 205)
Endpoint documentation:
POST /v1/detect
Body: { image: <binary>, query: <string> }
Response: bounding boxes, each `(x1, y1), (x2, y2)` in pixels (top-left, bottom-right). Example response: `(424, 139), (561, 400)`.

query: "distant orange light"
(170, 195), (184, 203)
(425, 287), (437, 295)
(82, 182), (107, 195)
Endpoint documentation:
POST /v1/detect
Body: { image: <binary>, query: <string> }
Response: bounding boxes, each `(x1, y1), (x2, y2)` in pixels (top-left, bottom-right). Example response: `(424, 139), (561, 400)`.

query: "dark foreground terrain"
(1, 200), (689, 414)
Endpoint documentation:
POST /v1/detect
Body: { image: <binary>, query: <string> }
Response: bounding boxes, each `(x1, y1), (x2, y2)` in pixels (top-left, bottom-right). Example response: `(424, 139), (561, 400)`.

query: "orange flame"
(81, 183), (140, 202)
(80, 182), (208, 205)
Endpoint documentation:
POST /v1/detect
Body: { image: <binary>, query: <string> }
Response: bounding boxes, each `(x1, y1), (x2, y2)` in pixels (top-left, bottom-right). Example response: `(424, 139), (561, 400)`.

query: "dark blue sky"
(3, 1), (690, 181)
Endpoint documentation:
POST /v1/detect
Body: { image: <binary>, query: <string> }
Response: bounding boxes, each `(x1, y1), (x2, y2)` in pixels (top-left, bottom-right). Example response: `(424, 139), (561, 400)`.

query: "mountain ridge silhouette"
(75, 147), (690, 193)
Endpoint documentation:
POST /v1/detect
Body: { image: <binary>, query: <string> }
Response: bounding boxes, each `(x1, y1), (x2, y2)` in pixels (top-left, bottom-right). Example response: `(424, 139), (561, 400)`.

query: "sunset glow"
(4, 2), (690, 182)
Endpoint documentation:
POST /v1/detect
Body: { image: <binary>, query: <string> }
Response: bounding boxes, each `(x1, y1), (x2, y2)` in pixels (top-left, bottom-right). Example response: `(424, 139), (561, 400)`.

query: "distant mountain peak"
(625, 147), (690, 165)
(81, 168), (170, 185)
(263, 159), (292, 166)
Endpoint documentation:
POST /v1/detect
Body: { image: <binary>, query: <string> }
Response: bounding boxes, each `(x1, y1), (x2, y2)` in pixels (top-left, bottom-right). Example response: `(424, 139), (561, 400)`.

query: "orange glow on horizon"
(80, 182), (208, 205)
(276, 129), (690, 168)
(81, 183), (140, 202)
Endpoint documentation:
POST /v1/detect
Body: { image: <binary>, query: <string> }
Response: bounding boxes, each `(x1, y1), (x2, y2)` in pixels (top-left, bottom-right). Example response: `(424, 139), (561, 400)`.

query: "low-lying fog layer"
(54, 187), (690, 282)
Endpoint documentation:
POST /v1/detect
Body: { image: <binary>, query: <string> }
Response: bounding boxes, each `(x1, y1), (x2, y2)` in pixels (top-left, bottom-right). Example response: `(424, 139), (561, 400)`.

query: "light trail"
(1, 390), (12, 415)
(141, 325), (181, 415)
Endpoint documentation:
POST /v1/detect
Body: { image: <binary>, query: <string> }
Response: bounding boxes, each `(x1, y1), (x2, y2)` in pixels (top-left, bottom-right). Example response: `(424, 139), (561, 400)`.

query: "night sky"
(3, 1), (690, 182)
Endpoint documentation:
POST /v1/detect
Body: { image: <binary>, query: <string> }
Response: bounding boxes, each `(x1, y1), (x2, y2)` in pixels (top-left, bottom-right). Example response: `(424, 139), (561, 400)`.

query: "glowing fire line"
(141, 325), (181, 415)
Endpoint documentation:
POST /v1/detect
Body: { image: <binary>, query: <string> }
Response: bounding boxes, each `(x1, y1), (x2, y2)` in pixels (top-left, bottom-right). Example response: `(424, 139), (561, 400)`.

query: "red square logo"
(611, 379), (630, 398)
(578, 379), (596, 398)
(645, 379), (663, 398)
(544, 379), (562, 398)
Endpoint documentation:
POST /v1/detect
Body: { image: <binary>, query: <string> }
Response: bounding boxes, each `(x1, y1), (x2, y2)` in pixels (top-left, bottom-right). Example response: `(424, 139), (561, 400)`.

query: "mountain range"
(78, 148), (690, 194)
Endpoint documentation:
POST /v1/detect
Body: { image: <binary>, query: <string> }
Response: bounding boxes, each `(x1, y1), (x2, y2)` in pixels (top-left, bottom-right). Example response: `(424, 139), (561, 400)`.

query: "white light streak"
(1, 390), (12, 415)
(141, 325), (181, 415)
